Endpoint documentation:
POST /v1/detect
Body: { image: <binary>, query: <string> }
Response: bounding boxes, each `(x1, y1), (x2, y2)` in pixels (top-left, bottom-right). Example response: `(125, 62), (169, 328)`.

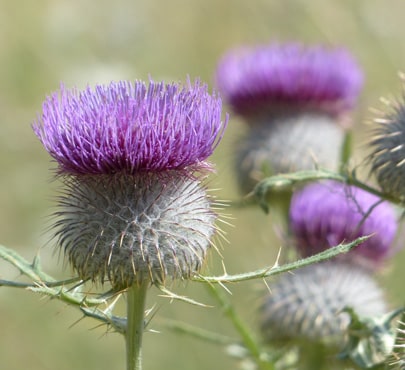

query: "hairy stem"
(253, 168), (399, 214)
(126, 281), (149, 370)
(193, 236), (368, 284)
(207, 284), (275, 370)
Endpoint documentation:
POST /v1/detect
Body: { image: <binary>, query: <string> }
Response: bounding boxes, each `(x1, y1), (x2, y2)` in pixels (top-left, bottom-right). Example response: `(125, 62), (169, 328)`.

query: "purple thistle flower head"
(289, 181), (398, 268)
(215, 42), (363, 117)
(33, 79), (228, 176)
(33, 79), (228, 288)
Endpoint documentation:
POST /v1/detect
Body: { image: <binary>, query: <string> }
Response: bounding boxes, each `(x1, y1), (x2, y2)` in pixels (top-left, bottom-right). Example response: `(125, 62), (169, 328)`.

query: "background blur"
(0, 1), (404, 369)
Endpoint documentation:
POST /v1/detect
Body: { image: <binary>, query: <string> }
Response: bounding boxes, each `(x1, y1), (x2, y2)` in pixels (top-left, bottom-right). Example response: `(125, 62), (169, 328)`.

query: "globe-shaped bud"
(369, 89), (405, 202)
(260, 262), (387, 346)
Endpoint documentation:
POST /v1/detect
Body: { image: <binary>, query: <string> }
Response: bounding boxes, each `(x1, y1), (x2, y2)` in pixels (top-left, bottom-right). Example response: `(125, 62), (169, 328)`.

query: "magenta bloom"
(216, 43), (363, 116)
(289, 181), (398, 268)
(34, 80), (226, 175)
(215, 43), (363, 194)
(33, 80), (228, 287)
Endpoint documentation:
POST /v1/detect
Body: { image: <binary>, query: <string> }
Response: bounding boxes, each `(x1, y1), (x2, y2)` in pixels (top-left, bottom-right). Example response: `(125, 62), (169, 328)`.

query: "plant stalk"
(126, 281), (149, 370)
(207, 284), (275, 370)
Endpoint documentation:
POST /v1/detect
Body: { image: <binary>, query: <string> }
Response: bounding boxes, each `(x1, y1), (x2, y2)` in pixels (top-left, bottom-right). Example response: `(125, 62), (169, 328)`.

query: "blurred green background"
(1, 0), (405, 369)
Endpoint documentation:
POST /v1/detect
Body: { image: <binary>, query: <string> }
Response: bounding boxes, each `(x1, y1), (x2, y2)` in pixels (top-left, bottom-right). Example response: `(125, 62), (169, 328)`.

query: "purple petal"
(33, 80), (228, 175)
(289, 181), (398, 266)
(216, 43), (363, 116)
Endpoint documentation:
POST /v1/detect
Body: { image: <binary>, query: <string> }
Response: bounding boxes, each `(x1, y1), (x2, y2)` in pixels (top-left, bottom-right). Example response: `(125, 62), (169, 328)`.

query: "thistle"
(260, 261), (387, 348)
(289, 180), (398, 269)
(390, 316), (405, 369)
(216, 43), (363, 194)
(33, 80), (228, 289)
(369, 81), (405, 202)
(33, 79), (228, 370)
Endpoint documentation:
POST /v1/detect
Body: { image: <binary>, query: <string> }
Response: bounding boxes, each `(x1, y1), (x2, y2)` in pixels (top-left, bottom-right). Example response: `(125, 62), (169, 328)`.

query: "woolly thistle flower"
(368, 86), (405, 202)
(289, 181), (398, 268)
(33, 80), (228, 288)
(215, 43), (363, 194)
(260, 261), (387, 347)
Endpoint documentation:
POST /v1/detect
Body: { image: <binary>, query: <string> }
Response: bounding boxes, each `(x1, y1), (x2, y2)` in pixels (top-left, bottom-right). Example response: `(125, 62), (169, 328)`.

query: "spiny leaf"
(339, 307), (403, 368)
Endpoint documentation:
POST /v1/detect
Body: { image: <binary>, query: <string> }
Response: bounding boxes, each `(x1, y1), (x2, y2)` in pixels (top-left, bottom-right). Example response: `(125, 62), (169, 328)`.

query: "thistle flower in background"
(369, 83), (405, 202)
(215, 43), (363, 194)
(389, 317), (405, 369)
(289, 180), (398, 269)
(33, 80), (228, 289)
(260, 261), (387, 347)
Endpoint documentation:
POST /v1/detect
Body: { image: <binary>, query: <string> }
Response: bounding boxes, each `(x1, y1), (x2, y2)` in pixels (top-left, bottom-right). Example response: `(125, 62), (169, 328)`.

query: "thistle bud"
(260, 262), (387, 347)
(369, 84), (405, 202)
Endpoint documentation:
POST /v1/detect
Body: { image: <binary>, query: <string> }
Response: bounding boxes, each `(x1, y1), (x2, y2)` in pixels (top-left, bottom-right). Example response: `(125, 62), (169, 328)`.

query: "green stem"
(253, 169), (400, 214)
(126, 281), (149, 370)
(163, 319), (235, 345)
(207, 284), (275, 370)
(193, 236), (367, 284)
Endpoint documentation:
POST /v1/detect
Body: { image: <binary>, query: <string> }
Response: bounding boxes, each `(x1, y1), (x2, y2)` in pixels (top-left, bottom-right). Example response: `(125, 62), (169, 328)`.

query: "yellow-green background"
(0, 1), (404, 369)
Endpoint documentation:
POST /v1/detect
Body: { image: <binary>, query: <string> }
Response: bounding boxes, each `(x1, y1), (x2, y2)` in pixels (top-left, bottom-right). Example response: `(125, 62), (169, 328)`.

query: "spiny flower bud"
(260, 262), (387, 346)
(289, 181), (398, 269)
(234, 113), (345, 194)
(215, 43), (363, 194)
(369, 86), (405, 202)
(33, 80), (228, 288)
